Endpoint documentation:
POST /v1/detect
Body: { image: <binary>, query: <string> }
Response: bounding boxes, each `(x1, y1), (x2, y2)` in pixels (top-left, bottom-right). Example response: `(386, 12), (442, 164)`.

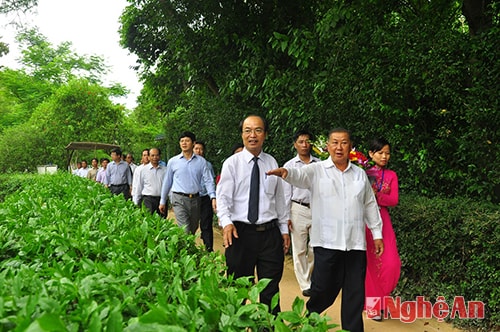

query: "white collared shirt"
(285, 158), (382, 250)
(283, 154), (320, 219)
(216, 148), (288, 234)
(131, 164), (146, 203)
(133, 162), (167, 204)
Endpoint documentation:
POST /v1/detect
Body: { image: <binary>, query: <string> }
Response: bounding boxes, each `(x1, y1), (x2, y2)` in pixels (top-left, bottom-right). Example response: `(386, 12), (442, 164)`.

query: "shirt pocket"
(264, 176), (277, 196)
(319, 178), (337, 197)
(351, 180), (366, 200)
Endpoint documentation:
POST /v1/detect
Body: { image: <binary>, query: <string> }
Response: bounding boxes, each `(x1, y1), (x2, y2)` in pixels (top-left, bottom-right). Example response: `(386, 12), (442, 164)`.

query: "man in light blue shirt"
(104, 148), (133, 200)
(159, 131), (216, 234)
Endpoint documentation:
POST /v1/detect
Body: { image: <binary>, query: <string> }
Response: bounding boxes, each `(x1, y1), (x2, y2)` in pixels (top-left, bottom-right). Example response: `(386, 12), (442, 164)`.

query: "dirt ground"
(169, 210), (461, 331)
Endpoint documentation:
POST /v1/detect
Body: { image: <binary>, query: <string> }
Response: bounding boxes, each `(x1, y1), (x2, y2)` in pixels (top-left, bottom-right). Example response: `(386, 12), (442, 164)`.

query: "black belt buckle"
(233, 220), (277, 232)
(174, 192), (199, 198)
(255, 224), (266, 231)
(254, 219), (277, 232)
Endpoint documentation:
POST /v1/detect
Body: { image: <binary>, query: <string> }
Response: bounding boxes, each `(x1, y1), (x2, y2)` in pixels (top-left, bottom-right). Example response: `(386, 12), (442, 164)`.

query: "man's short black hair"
(194, 140), (206, 149)
(231, 142), (244, 155)
(110, 148), (122, 156)
(179, 131), (196, 142)
(328, 128), (352, 141)
(293, 129), (315, 142)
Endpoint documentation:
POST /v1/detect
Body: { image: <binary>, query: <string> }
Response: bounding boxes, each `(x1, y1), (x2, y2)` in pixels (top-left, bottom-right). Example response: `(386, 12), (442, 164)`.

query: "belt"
(292, 200), (310, 208)
(110, 183), (128, 187)
(234, 220), (277, 232)
(173, 192), (199, 198)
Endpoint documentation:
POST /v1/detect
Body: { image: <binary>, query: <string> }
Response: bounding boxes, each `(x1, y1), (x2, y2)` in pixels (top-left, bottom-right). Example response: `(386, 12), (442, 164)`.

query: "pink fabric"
(365, 167), (401, 310)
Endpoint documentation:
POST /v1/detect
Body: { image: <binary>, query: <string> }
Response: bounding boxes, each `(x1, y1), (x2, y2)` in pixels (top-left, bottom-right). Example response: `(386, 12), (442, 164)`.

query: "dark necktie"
(248, 156), (259, 223)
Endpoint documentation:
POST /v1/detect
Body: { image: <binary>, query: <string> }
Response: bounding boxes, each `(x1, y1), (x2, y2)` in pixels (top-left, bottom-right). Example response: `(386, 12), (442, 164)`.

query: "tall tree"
(0, 0), (37, 14)
(0, 28), (129, 172)
(120, 0), (499, 200)
(16, 28), (109, 85)
(0, 28), (127, 132)
(0, 79), (125, 172)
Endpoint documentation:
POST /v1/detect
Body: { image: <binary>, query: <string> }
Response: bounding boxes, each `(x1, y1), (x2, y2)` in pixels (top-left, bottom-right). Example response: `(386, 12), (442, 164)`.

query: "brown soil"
(169, 211), (461, 331)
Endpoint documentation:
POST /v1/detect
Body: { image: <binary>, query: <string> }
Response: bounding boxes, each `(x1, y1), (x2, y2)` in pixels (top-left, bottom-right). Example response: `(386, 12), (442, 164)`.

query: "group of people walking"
(73, 157), (109, 183)
(271, 127), (401, 331)
(72, 133), (217, 253)
(72, 114), (400, 332)
(217, 115), (401, 332)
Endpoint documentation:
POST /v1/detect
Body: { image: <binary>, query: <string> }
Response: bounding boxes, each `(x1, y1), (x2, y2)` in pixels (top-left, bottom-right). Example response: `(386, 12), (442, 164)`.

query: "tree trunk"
(462, 0), (493, 36)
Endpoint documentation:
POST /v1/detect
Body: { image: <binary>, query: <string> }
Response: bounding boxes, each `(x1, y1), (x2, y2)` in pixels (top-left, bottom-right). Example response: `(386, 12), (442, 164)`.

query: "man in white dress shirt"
(282, 129), (320, 297)
(267, 128), (383, 332)
(133, 148), (166, 216)
(132, 148), (150, 206)
(76, 160), (89, 178)
(217, 115), (290, 315)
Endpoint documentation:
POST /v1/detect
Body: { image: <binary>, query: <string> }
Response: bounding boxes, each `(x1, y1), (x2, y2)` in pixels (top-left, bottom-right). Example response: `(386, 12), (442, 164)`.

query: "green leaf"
(26, 313), (67, 332)
(106, 307), (123, 332)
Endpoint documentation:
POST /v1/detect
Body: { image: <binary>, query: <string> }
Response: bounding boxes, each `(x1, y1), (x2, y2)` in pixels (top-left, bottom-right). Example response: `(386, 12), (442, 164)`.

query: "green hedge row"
(391, 194), (500, 331)
(0, 173), (336, 331)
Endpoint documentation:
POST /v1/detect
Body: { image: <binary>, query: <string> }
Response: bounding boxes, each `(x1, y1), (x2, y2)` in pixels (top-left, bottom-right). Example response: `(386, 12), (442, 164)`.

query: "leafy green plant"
(391, 194), (500, 331)
(0, 173), (338, 331)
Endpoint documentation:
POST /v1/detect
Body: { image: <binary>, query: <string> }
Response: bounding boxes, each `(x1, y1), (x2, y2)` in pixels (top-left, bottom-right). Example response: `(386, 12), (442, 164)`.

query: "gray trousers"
(171, 192), (201, 234)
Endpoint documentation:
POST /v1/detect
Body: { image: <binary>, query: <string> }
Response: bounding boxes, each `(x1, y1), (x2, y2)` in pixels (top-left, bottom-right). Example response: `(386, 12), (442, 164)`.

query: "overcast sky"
(1, 0), (142, 109)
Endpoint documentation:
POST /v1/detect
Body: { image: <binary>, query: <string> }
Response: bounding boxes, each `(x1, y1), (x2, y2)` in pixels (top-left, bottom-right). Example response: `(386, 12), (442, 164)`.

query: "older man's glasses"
(242, 128), (265, 135)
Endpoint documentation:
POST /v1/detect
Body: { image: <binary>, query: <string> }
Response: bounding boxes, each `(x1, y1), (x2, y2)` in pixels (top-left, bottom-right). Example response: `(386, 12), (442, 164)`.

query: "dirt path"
(206, 225), (461, 332)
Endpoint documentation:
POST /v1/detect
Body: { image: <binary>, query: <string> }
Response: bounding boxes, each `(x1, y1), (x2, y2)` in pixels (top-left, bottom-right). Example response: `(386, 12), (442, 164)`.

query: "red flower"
(349, 148), (371, 169)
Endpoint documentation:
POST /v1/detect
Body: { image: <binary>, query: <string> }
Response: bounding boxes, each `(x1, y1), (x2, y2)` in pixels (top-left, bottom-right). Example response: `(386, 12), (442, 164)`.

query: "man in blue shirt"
(104, 148), (133, 200)
(159, 131), (216, 234)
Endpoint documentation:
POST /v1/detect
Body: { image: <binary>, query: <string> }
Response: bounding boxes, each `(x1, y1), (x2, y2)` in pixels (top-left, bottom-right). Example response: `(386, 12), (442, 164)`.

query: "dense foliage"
(120, 0), (499, 201)
(0, 29), (141, 172)
(0, 173), (337, 331)
(391, 194), (500, 331)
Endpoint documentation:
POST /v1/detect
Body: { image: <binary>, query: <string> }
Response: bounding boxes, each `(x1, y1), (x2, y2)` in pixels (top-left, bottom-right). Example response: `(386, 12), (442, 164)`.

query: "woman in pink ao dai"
(365, 138), (401, 321)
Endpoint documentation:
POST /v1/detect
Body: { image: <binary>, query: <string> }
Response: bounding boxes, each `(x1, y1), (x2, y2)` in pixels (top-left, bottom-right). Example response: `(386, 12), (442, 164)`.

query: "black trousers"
(307, 248), (367, 332)
(142, 195), (164, 217)
(225, 222), (284, 315)
(199, 195), (214, 251)
(109, 184), (131, 200)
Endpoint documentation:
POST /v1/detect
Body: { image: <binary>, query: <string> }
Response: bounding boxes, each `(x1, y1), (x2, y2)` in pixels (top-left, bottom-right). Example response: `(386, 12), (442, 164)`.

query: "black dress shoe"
(302, 289), (312, 297)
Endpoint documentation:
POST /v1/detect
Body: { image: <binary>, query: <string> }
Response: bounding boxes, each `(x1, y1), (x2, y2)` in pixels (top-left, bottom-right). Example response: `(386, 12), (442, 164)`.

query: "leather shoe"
(302, 289), (312, 297)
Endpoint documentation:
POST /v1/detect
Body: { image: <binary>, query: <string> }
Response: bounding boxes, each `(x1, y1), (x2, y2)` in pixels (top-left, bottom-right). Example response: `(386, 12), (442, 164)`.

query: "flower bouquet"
(350, 148), (376, 185)
(349, 148), (372, 169)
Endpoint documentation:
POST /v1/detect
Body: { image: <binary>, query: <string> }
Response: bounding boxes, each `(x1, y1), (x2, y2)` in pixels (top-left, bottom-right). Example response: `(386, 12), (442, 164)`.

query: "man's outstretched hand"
(266, 168), (288, 179)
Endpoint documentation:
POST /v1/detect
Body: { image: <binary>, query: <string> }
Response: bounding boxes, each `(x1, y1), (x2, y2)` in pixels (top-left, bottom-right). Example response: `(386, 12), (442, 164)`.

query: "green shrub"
(0, 173), (338, 331)
(0, 173), (30, 202)
(391, 194), (500, 331)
